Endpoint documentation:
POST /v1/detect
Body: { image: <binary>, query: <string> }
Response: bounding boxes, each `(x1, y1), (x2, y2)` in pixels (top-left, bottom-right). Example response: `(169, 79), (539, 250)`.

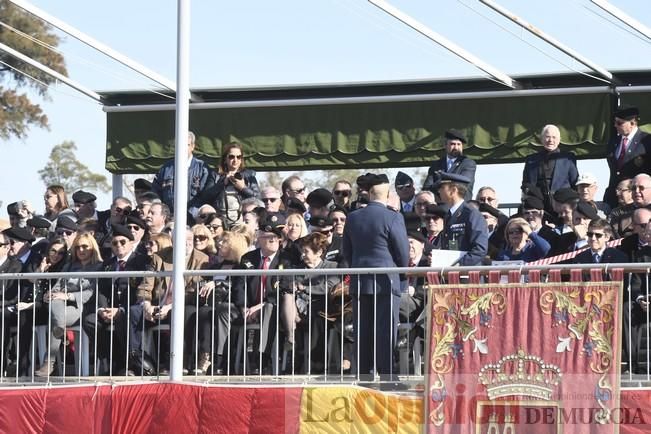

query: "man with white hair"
(576, 173), (611, 217)
(632, 173), (651, 208)
(522, 124), (578, 212)
(260, 186), (282, 213)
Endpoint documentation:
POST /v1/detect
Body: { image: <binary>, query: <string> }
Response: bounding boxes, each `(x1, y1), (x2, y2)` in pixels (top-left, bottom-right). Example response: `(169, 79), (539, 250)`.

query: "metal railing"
(0, 263), (650, 387)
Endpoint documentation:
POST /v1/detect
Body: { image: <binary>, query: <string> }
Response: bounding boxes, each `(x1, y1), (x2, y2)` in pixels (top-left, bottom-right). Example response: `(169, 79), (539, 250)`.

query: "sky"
(2, 0), (651, 219)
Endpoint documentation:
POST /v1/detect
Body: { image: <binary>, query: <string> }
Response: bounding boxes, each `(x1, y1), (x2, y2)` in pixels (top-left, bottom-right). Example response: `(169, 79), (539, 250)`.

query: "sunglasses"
(8, 239), (17, 246)
(112, 239), (128, 247)
(146, 241), (158, 248)
(0, 243), (9, 247)
(478, 197), (496, 203)
(333, 190), (351, 197)
(127, 224), (142, 231)
(507, 229), (524, 235)
(56, 229), (74, 236)
(194, 235), (208, 242)
(415, 201), (430, 207)
(289, 187), (306, 194)
(198, 213), (211, 220)
(228, 154), (242, 160)
(208, 224), (222, 231)
(262, 198), (278, 203)
(75, 244), (91, 250)
(424, 215), (441, 221)
(586, 231), (605, 239)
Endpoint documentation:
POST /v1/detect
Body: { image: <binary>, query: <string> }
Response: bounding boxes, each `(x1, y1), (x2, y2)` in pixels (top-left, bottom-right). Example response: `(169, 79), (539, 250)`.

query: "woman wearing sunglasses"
(199, 142), (260, 224)
(495, 217), (551, 262)
(36, 233), (103, 376)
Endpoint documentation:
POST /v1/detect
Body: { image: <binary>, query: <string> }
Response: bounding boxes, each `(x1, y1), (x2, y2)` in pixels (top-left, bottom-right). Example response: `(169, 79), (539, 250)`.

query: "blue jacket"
(522, 150), (578, 196)
(152, 156), (214, 213)
(495, 232), (551, 262)
(342, 202), (410, 296)
(441, 201), (488, 266)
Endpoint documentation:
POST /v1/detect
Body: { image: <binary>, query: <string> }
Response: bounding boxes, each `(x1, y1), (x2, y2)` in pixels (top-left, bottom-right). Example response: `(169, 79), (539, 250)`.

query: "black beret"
(309, 216), (334, 230)
(306, 188), (333, 208)
(521, 183), (544, 201)
(356, 173), (372, 191)
(56, 216), (78, 231)
(575, 201), (599, 220)
(284, 198), (305, 215)
(27, 216), (52, 229)
(407, 230), (427, 244)
(402, 212), (421, 232)
(126, 214), (147, 230)
(479, 203), (501, 219)
(367, 174), (390, 188)
(2, 227), (35, 243)
(111, 223), (134, 241)
(259, 214), (285, 236)
(522, 196), (545, 211)
(134, 178), (153, 191)
(424, 204), (448, 219)
(553, 188), (579, 204)
(395, 171), (414, 187)
(614, 106), (639, 121)
(444, 129), (467, 144)
(6, 202), (20, 216)
(72, 190), (97, 204)
(138, 192), (161, 202)
(328, 204), (348, 216)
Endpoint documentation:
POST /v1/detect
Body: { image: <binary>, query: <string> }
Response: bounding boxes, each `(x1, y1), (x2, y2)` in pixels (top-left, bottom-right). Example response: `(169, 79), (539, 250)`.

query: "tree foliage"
(0, 2), (67, 140)
(38, 141), (110, 193)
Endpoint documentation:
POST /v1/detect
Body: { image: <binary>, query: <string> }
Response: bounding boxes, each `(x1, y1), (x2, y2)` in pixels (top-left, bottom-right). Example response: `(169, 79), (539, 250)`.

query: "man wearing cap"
(422, 204), (446, 249)
(479, 202), (506, 259)
(7, 201), (35, 229)
(152, 131), (214, 214)
(423, 129), (477, 201)
(551, 187), (580, 235)
(605, 107), (651, 208)
(306, 188), (333, 219)
(342, 173), (409, 383)
(522, 195), (559, 252)
(134, 178), (153, 201)
(434, 173), (488, 265)
(86, 224), (150, 374)
(229, 216), (286, 374)
(55, 216), (78, 253)
(522, 124), (579, 212)
(553, 201), (599, 256)
(395, 171), (416, 214)
(576, 173), (611, 218)
(72, 190), (98, 220)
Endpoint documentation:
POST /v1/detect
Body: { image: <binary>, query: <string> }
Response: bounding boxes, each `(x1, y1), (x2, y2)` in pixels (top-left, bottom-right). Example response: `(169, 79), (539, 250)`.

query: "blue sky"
(2, 0), (650, 217)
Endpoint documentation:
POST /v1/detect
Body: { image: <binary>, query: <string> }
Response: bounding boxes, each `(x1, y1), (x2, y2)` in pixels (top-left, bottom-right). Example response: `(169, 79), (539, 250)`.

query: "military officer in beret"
(604, 107), (651, 208)
(423, 129), (477, 201)
(342, 173), (409, 384)
(395, 171), (416, 214)
(434, 173), (488, 265)
(306, 188), (334, 219)
(72, 190), (98, 220)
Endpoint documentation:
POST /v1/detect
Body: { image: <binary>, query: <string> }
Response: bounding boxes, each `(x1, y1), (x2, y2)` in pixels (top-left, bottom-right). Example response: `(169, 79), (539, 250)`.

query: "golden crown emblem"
(478, 349), (562, 400)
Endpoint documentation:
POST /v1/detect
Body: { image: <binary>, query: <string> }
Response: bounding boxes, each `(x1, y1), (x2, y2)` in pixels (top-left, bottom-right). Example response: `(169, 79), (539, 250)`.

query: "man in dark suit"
(83, 224), (150, 375)
(395, 171), (416, 214)
(434, 173), (488, 266)
(342, 173), (409, 383)
(522, 124), (579, 213)
(604, 107), (651, 208)
(572, 219), (628, 265)
(423, 129), (477, 201)
(227, 217), (285, 374)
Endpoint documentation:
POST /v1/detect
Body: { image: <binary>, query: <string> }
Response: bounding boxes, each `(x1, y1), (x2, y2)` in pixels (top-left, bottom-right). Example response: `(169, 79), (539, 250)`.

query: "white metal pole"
(367, 0), (517, 89)
(111, 174), (124, 199)
(479, 0), (613, 82)
(590, 0), (651, 40)
(9, 0), (176, 91)
(0, 42), (102, 102)
(169, 0), (191, 381)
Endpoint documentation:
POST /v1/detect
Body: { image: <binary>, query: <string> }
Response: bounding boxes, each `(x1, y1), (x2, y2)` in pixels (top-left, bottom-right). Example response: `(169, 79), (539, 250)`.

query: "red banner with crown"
(425, 269), (623, 434)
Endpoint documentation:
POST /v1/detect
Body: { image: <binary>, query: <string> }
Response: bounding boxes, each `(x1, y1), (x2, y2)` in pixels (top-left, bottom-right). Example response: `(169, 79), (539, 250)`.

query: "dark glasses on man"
(586, 231), (605, 239)
(333, 190), (351, 197)
(112, 239), (128, 247)
(262, 198), (278, 203)
(127, 224), (142, 231)
(57, 230), (74, 236)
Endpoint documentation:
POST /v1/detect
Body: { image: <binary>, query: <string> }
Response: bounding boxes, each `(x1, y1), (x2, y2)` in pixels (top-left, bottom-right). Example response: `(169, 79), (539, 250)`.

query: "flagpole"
(170, 0), (191, 381)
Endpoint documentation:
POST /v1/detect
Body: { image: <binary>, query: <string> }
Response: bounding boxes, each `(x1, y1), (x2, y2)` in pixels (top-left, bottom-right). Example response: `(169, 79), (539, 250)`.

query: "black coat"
(604, 129), (651, 207)
(423, 155), (477, 201)
(233, 249), (283, 308)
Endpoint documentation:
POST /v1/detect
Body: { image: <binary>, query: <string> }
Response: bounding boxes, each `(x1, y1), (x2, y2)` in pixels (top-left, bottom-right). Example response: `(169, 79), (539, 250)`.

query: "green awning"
(105, 90), (626, 174)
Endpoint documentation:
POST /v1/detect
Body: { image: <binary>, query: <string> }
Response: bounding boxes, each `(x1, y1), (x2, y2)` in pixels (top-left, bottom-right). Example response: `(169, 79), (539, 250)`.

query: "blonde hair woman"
(36, 232), (103, 376)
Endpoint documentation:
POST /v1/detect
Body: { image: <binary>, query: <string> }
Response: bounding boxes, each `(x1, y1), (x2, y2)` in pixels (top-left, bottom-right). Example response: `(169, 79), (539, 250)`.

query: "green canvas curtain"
(105, 92), (617, 174)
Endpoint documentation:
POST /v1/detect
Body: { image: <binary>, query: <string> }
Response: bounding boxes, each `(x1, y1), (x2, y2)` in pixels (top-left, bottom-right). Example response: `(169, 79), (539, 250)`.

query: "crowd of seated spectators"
(1, 115), (650, 377)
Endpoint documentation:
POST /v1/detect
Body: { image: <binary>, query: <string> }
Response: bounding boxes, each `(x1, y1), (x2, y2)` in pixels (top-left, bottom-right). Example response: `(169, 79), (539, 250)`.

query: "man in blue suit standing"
(522, 124), (579, 213)
(423, 129), (477, 201)
(342, 173), (410, 384)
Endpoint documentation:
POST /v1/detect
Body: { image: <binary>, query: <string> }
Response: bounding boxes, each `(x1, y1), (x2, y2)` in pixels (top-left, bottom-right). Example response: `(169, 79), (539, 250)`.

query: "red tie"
(118, 260), (126, 271)
(258, 256), (270, 304)
(617, 137), (628, 169)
